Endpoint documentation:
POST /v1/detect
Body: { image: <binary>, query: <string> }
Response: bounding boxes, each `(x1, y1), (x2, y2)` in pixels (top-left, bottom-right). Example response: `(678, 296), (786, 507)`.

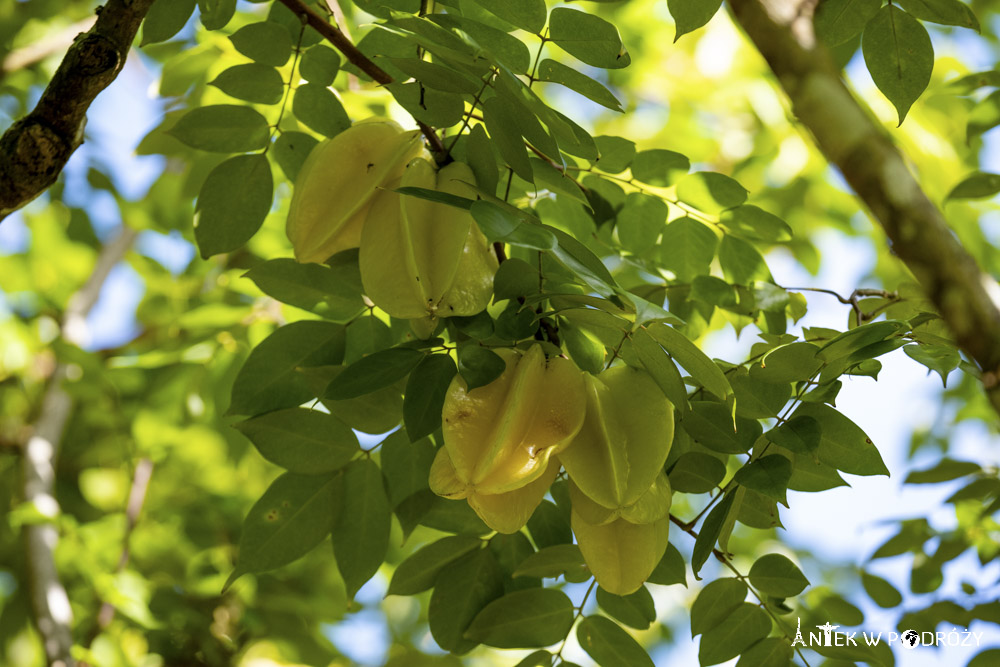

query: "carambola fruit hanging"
(285, 119), (425, 264)
(429, 345), (586, 534)
(359, 157), (498, 326)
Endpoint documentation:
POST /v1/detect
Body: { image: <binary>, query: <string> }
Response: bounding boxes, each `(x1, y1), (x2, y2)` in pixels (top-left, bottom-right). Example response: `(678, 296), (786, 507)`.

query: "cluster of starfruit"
(430, 344), (675, 595)
(285, 119), (497, 333)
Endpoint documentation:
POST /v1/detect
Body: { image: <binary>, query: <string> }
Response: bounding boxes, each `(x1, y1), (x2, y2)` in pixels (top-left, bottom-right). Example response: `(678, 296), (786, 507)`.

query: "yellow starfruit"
(286, 119), (425, 264)
(429, 345), (587, 532)
(558, 365), (674, 512)
(572, 510), (669, 595)
(359, 158), (497, 323)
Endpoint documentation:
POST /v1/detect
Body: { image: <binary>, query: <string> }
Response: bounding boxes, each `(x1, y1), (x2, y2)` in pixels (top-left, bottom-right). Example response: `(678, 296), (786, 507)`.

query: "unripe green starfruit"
(571, 510), (669, 595)
(286, 119), (425, 264)
(359, 158), (497, 324)
(558, 365), (674, 512)
(429, 345), (587, 532)
(568, 472), (672, 527)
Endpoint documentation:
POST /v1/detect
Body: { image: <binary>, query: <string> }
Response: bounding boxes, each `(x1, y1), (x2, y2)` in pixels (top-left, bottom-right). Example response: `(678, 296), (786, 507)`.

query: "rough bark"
(0, 0), (155, 221)
(728, 0), (1000, 419)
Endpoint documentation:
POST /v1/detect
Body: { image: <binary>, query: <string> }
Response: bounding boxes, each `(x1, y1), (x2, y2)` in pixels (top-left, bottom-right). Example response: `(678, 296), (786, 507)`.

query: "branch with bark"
(0, 0), (155, 222)
(728, 0), (1000, 419)
(22, 226), (137, 667)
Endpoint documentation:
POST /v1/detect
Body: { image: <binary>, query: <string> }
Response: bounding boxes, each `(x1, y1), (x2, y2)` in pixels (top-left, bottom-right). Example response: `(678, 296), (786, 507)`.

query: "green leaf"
(195, 154), (273, 257)
(493, 258), (540, 301)
(767, 416), (821, 455)
(326, 348), (425, 399)
(698, 603), (771, 666)
(632, 328), (689, 411)
(465, 588), (575, 648)
(729, 369), (790, 419)
(169, 105), (269, 152)
(331, 459), (391, 599)
(631, 149), (690, 187)
(658, 217), (717, 281)
(235, 408), (358, 474)
(386, 57), (480, 94)
(142, 0), (196, 45)
(229, 21), (293, 67)
(735, 638), (793, 667)
(209, 63), (284, 104)
(230, 321), (345, 416)
(515, 651), (553, 667)
(198, 0), (236, 30)
(692, 492), (737, 576)
(352, 0), (420, 20)
(903, 343), (960, 386)
(244, 257), (365, 322)
(577, 615), (654, 667)
(677, 172), (747, 215)
(271, 131), (319, 182)
(380, 430), (435, 505)
(470, 201), (556, 250)
(905, 458), (981, 484)
(690, 276), (737, 308)
(719, 235), (771, 285)
(690, 577), (747, 636)
(389, 81), (466, 128)
(862, 5), (934, 125)
(457, 345), (506, 391)
(538, 59), (623, 112)
(733, 456), (792, 506)
(647, 323), (733, 400)
(594, 135), (637, 174)
(294, 83), (351, 137)
(468, 0), (546, 33)
(647, 542), (687, 586)
(682, 402), (759, 455)
(751, 342), (823, 384)
(526, 500), (573, 550)
(896, 0), (980, 30)
(450, 17), (531, 73)
(617, 193), (668, 254)
(970, 649), (1000, 667)
(483, 96), (533, 182)
(719, 205), (792, 243)
(669, 452), (726, 494)
(512, 544), (588, 580)
(300, 45), (341, 86)
(748, 554), (809, 597)
(946, 171), (1000, 200)
(429, 548), (506, 654)
(968, 90), (1000, 141)
(596, 586), (657, 630)
(813, 0), (881, 46)
(403, 354), (457, 440)
(227, 472), (340, 587)
(548, 8), (631, 69)
(387, 535), (481, 596)
(667, 0), (724, 41)
(467, 123), (499, 195)
(792, 403), (888, 476)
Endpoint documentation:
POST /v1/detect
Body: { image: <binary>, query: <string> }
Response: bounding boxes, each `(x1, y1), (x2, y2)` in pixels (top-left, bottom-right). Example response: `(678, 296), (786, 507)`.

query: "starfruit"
(359, 158), (497, 323)
(558, 365), (674, 513)
(571, 510), (669, 595)
(286, 119), (425, 264)
(429, 345), (587, 533)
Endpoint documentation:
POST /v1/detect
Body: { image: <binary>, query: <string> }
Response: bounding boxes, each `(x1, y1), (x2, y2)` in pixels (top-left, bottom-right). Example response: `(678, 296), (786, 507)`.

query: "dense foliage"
(2, 0), (1000, 665)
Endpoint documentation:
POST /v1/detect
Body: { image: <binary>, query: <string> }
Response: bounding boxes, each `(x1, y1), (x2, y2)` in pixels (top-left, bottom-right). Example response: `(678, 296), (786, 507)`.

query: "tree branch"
(274, 0), (448, 156)
(728, 0), (1000, 419)
(22, 226), (137, 667)
(0, 0), (155, 222)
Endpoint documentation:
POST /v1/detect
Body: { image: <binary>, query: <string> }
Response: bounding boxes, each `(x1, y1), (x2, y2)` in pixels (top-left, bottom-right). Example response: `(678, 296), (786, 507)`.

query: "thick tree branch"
(728, 0), (1000, 419)
(275, 0), (448, 156)
(22, 226), (137, 667)
(0, 0), (155, 222)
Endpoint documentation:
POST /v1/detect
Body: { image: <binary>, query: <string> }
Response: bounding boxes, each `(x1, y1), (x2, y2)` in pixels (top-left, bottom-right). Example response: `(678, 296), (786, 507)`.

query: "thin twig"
(275, 0), (447, 156)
